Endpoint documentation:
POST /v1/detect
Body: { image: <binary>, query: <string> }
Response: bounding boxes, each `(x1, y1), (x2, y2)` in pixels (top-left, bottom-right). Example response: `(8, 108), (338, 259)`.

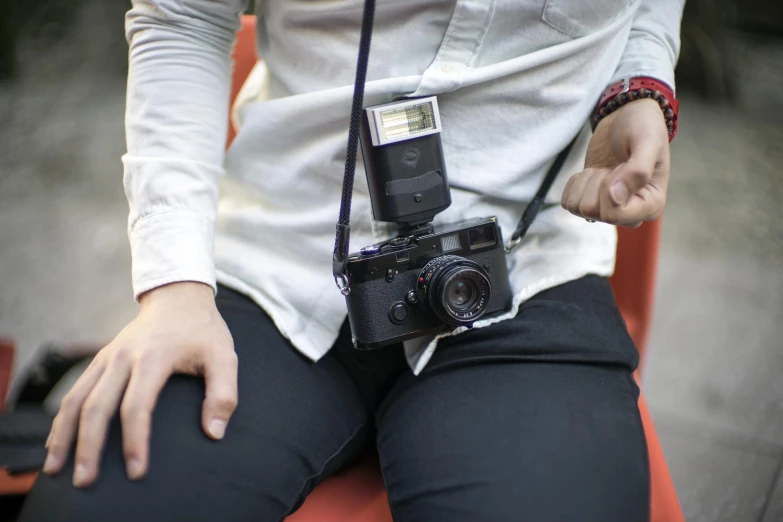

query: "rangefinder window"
(440, 233), (461, 252)
(468, 224), (497, 250)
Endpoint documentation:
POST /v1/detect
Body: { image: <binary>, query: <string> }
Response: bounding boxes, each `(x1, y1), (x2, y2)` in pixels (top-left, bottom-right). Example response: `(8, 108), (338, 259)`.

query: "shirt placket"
(408, 0), (496, 97)
(368, 0), (495, 243)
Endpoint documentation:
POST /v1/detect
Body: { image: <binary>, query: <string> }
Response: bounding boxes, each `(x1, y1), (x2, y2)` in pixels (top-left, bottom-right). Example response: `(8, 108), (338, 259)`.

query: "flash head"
(366, 97), (442, 146)
(360, 96), (451, 228)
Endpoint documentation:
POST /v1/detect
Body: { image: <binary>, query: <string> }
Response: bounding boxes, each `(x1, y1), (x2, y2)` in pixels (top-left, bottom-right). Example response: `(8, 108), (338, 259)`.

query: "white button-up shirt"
(124, 0), (683, 373)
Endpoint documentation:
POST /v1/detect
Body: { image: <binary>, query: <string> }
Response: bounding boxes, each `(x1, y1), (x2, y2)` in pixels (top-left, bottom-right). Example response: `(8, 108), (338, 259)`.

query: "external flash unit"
(360, 96), (452, 229)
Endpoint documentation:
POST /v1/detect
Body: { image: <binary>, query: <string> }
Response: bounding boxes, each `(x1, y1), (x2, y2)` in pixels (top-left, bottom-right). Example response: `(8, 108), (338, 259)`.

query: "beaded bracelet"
(591, 77), (679, 142)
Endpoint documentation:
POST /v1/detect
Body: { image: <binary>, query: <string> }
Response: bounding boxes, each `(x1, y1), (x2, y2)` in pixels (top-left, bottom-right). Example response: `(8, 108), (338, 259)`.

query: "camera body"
(345, 217), (513, 349)
(343, 96), (513, 349)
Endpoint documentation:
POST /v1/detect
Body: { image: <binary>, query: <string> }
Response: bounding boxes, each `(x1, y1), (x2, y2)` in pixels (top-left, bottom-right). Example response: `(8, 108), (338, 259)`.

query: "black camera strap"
(332, 0), (376, 295)
(505, 134), (578, 254)
(333, 0), (576, 293)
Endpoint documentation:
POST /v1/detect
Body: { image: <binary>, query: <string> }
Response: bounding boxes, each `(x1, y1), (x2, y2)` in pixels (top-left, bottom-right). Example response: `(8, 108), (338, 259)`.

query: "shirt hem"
(411, 266), (614, 375)
(215, 270), (336, 363)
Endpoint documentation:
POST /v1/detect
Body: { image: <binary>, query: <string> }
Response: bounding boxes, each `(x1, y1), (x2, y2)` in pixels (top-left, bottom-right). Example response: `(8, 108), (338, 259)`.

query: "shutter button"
(388, 302), (410, 324)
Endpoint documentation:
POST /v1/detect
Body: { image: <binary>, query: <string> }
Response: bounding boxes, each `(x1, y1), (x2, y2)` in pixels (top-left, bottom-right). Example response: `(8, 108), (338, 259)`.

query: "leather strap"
(593, 76), (679, 142)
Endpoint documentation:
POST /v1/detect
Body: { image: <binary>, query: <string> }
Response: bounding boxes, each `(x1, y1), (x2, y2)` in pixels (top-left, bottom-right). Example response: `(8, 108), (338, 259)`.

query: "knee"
(389, 477), (649, 522)
(18, 472), (114, 522)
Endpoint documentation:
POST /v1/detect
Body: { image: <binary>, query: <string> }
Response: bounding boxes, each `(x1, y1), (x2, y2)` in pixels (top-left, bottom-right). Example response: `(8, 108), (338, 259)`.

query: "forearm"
(610, 0), (686, 90)
(123, 0), (246, 298)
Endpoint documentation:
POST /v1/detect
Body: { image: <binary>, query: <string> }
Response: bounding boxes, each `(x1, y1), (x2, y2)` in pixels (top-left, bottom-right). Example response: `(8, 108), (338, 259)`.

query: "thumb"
(608, 138), (660, 205)
(201, 350), (239, 440)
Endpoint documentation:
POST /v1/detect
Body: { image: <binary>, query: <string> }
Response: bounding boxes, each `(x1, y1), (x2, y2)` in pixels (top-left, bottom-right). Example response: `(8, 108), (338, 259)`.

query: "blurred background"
(0, 1), (781, 521)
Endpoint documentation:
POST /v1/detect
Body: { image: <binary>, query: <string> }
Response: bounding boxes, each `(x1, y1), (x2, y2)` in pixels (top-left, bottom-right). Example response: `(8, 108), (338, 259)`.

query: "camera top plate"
(346, 217), (503, 284)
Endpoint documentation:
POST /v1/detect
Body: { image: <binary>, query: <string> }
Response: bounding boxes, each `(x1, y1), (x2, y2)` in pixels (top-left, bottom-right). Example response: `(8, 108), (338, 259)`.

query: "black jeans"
(19, 275), (649, 522)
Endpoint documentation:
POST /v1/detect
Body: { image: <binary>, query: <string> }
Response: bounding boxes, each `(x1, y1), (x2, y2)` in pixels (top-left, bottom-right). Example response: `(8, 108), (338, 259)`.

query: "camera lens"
(416, 255), (491, 325)
(446, 279), (475, 308)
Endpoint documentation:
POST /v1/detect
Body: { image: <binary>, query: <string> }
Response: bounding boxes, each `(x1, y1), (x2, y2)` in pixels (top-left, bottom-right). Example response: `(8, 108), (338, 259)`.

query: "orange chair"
(228, 15), (684, 522)
(0, 339), (39, 496)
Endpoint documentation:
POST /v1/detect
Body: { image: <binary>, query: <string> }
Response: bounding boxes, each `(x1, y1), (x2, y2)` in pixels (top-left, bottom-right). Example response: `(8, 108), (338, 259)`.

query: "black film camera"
(344, 96), (512, 349)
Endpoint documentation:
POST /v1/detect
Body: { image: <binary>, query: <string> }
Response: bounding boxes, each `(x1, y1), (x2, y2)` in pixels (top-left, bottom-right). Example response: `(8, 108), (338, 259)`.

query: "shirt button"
(440, 63), (454, 73)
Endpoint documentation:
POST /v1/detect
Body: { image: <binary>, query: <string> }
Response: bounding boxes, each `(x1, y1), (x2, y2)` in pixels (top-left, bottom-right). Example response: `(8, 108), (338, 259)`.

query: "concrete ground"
(1, 4), (782, 521)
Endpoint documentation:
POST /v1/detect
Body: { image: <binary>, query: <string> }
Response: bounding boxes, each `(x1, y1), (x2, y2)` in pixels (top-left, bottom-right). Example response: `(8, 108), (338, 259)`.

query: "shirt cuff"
(610, 33), (677, 94)
(129, 209), (216, 300)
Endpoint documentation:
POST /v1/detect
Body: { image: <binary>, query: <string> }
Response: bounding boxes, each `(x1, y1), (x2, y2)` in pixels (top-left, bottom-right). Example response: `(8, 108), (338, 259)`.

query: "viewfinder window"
(468, 225), (496, 250)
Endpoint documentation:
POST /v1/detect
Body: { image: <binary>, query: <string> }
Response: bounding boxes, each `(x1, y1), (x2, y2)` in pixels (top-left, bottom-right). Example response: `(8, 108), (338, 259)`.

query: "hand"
(43, 282), (238, 488)
(561, 97), (671, 227)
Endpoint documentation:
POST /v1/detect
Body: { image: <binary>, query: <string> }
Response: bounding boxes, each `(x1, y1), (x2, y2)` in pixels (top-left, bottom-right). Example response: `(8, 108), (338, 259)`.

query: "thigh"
(20, 287), (369, 522)
(376, 276), (649, 522)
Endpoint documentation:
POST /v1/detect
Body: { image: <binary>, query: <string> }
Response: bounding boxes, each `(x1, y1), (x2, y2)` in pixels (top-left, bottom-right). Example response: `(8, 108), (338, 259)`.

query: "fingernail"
(73, 464), (89, 488)
(43, 453), (59, 474)
(209, 419), (227, 439)
(611, 182), (629, 204)
(127, 458), (144, 480)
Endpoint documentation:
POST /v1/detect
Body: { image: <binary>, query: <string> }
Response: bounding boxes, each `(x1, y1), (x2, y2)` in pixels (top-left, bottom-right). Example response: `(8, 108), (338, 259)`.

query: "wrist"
(596, 97), (664, 131)
(139, 281), (215, 308)
(592, 76), (679, 142)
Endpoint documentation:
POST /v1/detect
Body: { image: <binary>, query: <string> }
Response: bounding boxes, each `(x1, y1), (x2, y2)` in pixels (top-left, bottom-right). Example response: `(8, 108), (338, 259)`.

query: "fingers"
(600, 179), (663, 227)
(597, 175), (642, 228)
(601, 133), (667, 225)
(562, 168), (662, 227)
(575, 171), (606, 219)
(562, 169), (606, 220)
(562, 170), (592, 213)
(44, 356), (106, 476)
(562, 168), (601, 216)
(563, 131), (667, 226)
(72, 351), (133, 487)
(120, 355), (172, 482)
(608, 130), (662, 206)
(201, 348), (238, 441)
(560, 172), (579, 210)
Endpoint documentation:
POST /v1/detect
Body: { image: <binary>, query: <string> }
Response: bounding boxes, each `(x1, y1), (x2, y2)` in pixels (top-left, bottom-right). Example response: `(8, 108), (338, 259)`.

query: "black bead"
(664, 108), (674, 118)
(599, 107), (610, 117)
(627, 91), (638, 101)
(658, 98), (670, 110)
(607, 100), (617, 111)
(638, 88), (649, 98)
(617, 93), (628, 106)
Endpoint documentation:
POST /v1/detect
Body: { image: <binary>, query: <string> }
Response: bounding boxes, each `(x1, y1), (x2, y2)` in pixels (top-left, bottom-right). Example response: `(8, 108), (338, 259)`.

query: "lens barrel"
(416, 255), (492, 325)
